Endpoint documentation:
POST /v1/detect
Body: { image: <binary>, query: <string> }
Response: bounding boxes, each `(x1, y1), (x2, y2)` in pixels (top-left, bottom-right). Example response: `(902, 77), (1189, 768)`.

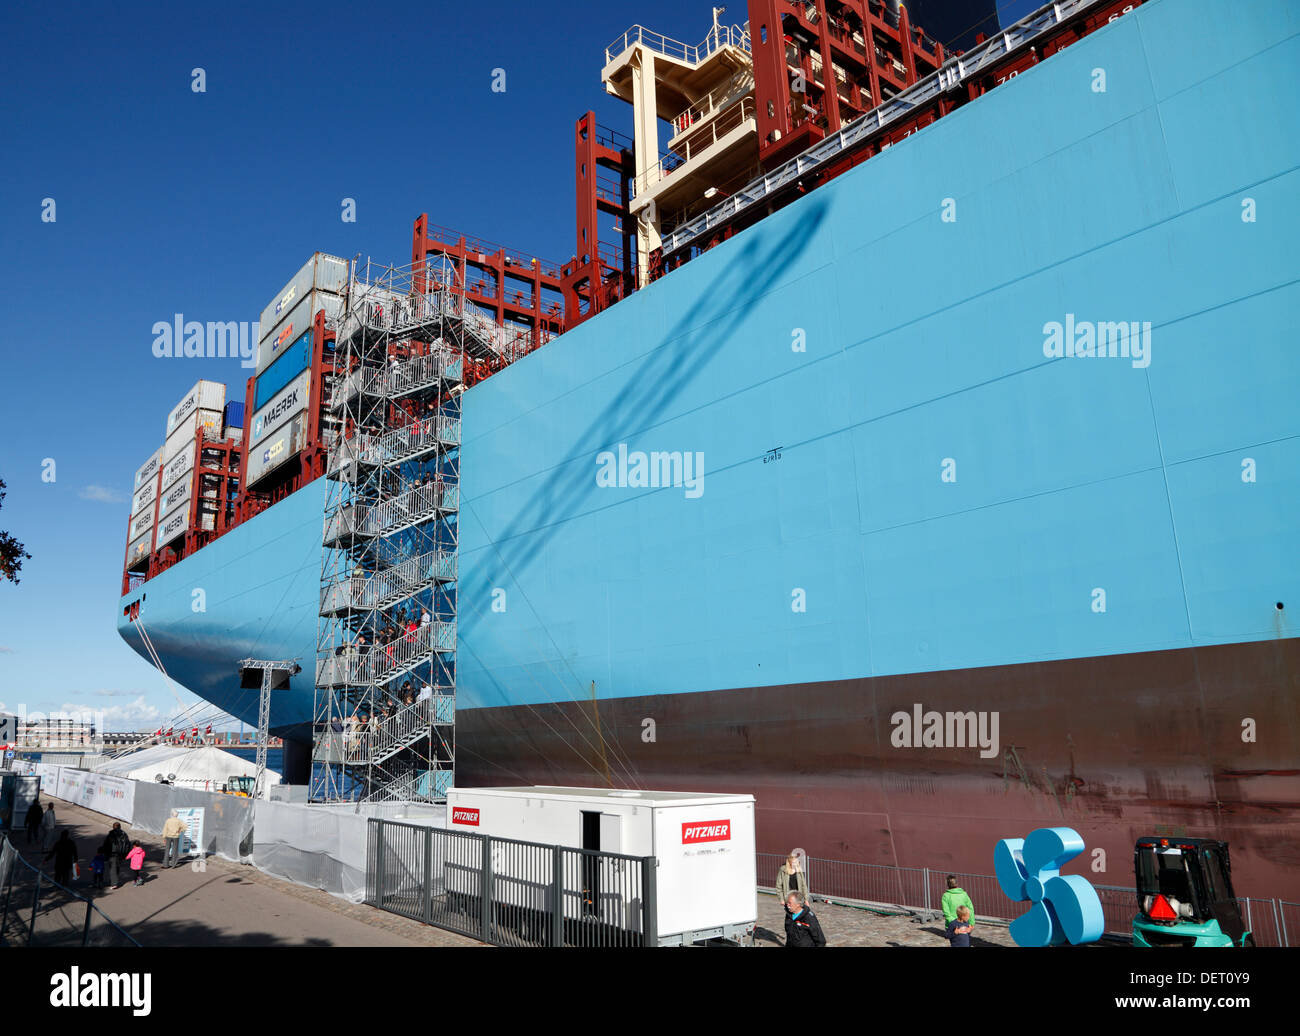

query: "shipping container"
(258, 253), (349, 337)
(159, 448), (194, 494)
(443, 786), (757, 945)
(255, 290), (344, 374)
(156, 507), (189, 549)
(249, 369), (310, 447)
(129, 505), (156, 541)
(163, 408), (222, 463)
(158, 472), (193, 521)
(245, 412), (306, 486)
(223, 401), (245, 429)
(254, 329), (313, 409)
(133, 447), (163, 492)
(131, 478), (157, 518)
(126, 528), (154, 570)
(165, 380), (227, 437)
(226, 426), (244, 445)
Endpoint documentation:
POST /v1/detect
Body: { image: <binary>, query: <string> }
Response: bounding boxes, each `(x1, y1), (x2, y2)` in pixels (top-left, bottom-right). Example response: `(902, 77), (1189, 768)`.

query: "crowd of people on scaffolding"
(325, 672), (438, 760)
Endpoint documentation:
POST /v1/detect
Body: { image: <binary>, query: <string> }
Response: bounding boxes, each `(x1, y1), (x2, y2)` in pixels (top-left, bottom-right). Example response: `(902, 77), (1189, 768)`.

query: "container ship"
(116, 0), (1300, 898)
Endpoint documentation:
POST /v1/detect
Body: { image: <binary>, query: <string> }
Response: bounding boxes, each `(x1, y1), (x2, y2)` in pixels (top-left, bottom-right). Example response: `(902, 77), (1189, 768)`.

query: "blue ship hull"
(119, 0), (1300, 896)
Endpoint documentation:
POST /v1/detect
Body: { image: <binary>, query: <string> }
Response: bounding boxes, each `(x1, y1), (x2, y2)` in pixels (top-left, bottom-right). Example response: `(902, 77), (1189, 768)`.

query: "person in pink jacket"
(126, 841), (147, 886)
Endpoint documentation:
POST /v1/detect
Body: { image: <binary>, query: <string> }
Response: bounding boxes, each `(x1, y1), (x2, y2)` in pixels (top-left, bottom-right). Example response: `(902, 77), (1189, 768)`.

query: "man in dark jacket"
(784, 892), (827, 947)
(45, 830), (78, 886)
(101, 822), (131, 889)
(24, 800), (43, 844)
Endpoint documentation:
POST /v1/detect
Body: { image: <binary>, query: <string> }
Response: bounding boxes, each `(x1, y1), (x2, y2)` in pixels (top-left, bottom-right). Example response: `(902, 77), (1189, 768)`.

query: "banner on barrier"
(175, 807), (205, 856)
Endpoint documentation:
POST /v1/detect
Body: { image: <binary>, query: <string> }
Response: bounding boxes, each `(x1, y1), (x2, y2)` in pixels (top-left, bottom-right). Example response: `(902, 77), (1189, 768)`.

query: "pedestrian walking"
(45, 830), (79, 886)
(162, 810), (186, 868)
(941, 875), (976, 931)
(945, 905), (974, 947)
(39, 803), (57, 850)
(90, 850), (107, 888)
(784, 892), (826, 947)
(126, 841), (147, 886)
(102, 821), (131, 889)
(24, 800), (43, 844)
(776, 850), (812, 914)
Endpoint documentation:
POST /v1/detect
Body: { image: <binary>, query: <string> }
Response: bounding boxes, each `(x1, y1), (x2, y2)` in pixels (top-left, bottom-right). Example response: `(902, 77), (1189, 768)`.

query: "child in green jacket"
(941, 875), (975, 928)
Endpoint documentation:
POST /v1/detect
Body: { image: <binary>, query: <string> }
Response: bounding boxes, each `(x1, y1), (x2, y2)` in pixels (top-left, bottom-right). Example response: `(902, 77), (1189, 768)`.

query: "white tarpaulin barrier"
(252, 799), (371, 903)
(51, 769), (135, 823)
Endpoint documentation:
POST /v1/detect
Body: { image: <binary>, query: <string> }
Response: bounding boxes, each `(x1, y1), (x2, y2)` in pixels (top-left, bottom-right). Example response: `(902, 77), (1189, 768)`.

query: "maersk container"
(158, 472), (193, 522)
(165, 380), (226, 437)
(443, 786), (757, 946)
(128, 505), (155, 541)
(159, 448), (194, 494)
(156, 507), (188, 549)
(133, 447), (163, 492)
(223, 401), (244, 430)
(254, 330), (313, 410)
(125, 528), (154, 571)
(256, 291), (344, 374)
(163, 408), (222, 463)
(130, 478), (157, 519)
(246, 412), (306, 486)
(249, 370), (310, 448)
(258, 253), (349, 337)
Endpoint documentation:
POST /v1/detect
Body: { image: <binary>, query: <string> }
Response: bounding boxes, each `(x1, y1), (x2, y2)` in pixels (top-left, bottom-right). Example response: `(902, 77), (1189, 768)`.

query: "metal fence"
(0, 836), (139, 948)
(756, 852), (1297, 946)
(366, 818), (656, 947)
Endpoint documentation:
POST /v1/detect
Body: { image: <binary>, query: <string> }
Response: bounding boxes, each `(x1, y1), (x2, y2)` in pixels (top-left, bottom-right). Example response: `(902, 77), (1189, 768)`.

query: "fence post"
(0, 868), (12, 944)
(422, 827), (433, 924)
(551, 845), (564, 948)
(374, 820), (386, 907)
(1244, 897), (1252, 937)
(923, 868), (930, 913)
(82, 898), (93, 947)
(479, 835), (492, 943)
(1269, 898), (1282, 949)
(28, 871), (42, 947)
(1278, 899), (1290, 948)
(641, 855), (658, 948)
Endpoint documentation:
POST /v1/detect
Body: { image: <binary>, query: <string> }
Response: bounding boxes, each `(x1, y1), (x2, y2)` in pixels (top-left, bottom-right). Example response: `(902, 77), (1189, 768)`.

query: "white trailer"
(444, 786), (757, 946)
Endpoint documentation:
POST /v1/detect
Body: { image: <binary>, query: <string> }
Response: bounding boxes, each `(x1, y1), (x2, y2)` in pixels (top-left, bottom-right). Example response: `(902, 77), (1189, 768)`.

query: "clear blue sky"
(0, 0), (1035, 730)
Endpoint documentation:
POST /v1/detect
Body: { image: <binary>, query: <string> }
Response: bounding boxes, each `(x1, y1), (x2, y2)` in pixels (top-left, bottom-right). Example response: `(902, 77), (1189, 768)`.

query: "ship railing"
(605, 22), (750, 66)
(660, 0), (1110, 260)
(635, 96), (756, 196)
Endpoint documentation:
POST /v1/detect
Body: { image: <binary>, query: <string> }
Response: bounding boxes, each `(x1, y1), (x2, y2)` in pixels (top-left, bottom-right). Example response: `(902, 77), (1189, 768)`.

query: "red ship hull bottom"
(456, 638), (1300, 901)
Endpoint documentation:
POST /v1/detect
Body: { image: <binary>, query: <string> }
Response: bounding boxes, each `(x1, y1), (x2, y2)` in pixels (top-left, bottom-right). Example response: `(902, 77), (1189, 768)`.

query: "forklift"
(227, 775), (256, 798)
(1132, 837), (1254, 947)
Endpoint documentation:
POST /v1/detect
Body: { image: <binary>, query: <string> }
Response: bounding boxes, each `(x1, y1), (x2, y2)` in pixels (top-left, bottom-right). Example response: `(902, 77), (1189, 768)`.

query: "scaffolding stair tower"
(311, 257), (469, 804)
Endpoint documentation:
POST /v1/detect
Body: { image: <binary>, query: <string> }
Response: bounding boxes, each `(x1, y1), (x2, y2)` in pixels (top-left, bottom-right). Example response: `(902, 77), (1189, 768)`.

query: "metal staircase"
(312, 257), (466, 804)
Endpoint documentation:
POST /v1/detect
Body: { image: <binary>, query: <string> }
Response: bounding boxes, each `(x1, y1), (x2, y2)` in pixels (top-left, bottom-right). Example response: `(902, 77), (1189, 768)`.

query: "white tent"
(93, 744), (280, 791)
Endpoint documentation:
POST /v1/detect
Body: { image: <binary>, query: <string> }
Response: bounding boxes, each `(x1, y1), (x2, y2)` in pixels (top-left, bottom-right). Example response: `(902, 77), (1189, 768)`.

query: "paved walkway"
(754, 892), (1021, 947)
(10, 801), (482, 947)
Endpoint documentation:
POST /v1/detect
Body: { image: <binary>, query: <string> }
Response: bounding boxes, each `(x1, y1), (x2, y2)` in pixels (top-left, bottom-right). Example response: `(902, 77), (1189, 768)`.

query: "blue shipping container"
(254, 330), (313, 411)
(223, 401), (245, 429)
